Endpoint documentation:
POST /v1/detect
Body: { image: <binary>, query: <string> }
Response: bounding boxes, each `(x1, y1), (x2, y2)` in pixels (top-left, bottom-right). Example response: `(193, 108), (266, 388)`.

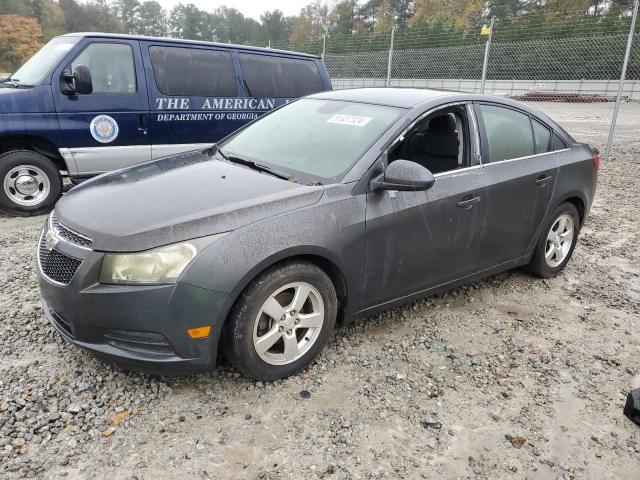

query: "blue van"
(0, 33), (331, 216)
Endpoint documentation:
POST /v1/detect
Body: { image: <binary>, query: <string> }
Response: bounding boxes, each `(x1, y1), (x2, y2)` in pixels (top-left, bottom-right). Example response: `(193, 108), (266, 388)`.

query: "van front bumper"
(39, 277), (231, 376)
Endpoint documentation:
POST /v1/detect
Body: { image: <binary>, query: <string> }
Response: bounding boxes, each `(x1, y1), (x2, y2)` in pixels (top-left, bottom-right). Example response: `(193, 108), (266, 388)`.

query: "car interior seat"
(412, 114), (460, 174)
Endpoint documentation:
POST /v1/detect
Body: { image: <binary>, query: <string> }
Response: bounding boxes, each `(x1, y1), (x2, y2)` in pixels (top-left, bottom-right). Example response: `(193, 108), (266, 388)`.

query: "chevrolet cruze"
(37, 88), (598, 380)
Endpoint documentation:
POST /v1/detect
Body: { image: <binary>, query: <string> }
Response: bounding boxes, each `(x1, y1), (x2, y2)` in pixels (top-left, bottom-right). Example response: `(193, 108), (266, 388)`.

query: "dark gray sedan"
(37, 88), (598, 380)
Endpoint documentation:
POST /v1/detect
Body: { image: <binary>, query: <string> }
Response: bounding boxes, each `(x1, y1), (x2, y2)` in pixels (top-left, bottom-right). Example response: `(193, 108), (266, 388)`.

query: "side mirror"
(61, 64), (93, 95)
(372, 159), (435, 192)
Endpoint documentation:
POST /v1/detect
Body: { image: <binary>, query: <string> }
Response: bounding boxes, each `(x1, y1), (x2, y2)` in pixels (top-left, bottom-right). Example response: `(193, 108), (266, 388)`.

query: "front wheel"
(222, 261), (337, 381)
(527, 202), (580, 278)
(0, 150), (63, 216)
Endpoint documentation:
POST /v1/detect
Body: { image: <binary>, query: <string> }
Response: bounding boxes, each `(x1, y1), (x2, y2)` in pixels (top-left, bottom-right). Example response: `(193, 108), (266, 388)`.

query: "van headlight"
(99, 234), (227, 285)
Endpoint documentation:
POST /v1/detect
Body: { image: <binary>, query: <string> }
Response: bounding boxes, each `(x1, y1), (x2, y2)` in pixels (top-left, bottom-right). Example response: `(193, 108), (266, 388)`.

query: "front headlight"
(99, 234), (227, 285)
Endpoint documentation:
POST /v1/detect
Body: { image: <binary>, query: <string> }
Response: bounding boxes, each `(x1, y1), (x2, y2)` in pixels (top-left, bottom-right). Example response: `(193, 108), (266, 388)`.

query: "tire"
(0, 150), (62, 217)
(222, 261), (337, 381)
(526, 202), (580, 278)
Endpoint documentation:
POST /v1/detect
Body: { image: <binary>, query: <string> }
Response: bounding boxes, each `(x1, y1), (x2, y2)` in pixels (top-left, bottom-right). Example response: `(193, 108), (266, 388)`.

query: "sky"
(156, 0), (308, 21)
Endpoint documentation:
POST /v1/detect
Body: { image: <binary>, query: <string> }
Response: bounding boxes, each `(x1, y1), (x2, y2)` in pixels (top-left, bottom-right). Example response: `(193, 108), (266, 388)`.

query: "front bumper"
(37, 220), (232, 375)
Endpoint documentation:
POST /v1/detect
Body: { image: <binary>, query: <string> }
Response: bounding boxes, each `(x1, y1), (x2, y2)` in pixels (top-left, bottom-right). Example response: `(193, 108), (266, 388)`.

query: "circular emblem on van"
(90, 115), (119, 143)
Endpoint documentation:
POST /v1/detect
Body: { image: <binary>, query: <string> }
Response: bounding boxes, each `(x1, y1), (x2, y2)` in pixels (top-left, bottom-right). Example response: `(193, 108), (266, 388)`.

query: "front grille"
(48, 305), (74, 337)
(38, 235), (82, 285)
(51, 213), (92, 248)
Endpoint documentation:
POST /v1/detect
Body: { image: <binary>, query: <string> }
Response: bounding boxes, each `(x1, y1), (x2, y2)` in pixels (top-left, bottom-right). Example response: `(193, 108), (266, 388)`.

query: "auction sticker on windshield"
(327, 114), (372, 127)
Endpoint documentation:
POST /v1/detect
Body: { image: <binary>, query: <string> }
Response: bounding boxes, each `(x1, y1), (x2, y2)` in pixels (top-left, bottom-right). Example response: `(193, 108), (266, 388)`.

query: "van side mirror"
(371, 159), (435, 192)
(61, 65), (93, 95)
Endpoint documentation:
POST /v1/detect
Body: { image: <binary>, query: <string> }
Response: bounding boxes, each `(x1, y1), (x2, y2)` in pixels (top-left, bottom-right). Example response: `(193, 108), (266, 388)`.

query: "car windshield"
(219, 98), (404, 181)
(8, 36), (80, 86)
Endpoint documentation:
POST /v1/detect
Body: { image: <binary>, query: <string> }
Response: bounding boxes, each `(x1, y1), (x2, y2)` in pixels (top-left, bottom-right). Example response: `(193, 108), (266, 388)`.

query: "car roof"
(307, 88), (458, 108)
(61, 32), (320, 59)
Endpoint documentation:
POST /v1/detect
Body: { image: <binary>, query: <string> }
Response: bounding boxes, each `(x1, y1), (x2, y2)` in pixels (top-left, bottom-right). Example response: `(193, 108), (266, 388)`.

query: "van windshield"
(219, 99), (404, 182)
(9, 36), (80, 86)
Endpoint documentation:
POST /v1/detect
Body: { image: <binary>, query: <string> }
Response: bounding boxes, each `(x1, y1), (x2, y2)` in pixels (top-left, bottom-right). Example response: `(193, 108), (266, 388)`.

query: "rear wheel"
(0, 150), (62, 216)
(527, 202), (580, 278)
(222, 261), (337, 381)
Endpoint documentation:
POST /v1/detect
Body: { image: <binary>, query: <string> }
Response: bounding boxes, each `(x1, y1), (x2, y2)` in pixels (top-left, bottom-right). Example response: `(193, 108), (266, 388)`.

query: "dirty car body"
(37, 88), (598, 376)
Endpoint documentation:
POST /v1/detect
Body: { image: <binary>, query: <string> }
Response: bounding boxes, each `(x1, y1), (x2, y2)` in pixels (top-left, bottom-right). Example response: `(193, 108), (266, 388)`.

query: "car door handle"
(457, 195), (481, 209)
(138, 114), (148, 131)
(536, 174), (552, 186)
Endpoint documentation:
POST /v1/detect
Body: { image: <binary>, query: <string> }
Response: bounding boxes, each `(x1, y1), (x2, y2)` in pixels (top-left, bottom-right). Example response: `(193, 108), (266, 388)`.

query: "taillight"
(592, 148), (600, 170)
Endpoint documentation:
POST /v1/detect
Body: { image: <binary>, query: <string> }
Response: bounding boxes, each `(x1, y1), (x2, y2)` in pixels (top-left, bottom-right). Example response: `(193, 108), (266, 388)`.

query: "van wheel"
(0, 150), (62, 216)
(222, 261), (337, 381)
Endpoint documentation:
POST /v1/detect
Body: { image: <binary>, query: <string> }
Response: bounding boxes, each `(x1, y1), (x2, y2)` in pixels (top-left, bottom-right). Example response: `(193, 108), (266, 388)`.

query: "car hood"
(56, 150), (325, 252)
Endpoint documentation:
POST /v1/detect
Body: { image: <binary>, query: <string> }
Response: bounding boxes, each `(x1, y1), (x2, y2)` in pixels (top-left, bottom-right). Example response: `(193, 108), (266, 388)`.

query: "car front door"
(474, 103), (558, 270)
(362, 103), (486, 307)
(53, 39), (150, 177)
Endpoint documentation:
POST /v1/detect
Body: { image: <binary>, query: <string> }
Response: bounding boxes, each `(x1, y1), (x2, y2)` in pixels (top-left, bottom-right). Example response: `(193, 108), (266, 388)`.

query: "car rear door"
(53, 39), (150, 177)
(474, 102), (558, 270)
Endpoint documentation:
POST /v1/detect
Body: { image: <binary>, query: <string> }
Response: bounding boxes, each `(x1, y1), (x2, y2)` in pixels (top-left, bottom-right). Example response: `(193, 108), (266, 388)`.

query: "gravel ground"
(1, 105), (639, 479)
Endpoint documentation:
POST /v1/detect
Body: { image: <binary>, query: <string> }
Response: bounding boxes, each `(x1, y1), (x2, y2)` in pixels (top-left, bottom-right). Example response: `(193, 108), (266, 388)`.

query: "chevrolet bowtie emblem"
(45, 229), (59, 251)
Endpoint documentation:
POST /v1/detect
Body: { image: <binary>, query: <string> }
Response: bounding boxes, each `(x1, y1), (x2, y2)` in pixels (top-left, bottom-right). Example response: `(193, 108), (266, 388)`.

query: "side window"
(552, 132), (567, 150)
(72, 43), (136, 94)
(149, 46), (237, 97)
(389, 107), (468, 174)
(532, 118), (551, 153)
(479, 105), (534, 163)
(239, 54), (323, 98)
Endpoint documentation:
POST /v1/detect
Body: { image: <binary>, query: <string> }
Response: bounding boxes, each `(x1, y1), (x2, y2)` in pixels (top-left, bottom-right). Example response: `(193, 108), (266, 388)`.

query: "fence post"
(480, 16), (495, 94)
(605, 0), (639, 162)
(386, 27), (395, 87)
(321, 35), (326, 60)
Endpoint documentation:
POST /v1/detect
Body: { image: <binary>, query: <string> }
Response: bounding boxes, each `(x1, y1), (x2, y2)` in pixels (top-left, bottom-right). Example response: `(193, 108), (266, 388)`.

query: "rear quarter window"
(149, 46), (237, 97)
(532, 118), (552, 154)
(239, 53), (324, 98)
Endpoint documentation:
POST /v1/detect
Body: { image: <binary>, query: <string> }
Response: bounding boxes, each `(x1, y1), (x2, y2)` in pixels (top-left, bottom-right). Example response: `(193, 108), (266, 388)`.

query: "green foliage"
(0, 0), (638, 78)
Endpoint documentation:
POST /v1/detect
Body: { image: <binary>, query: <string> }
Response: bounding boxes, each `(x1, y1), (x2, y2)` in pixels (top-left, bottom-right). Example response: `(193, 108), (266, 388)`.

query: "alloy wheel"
(545, 213), (574, 268)
(252, 282), (325, 365)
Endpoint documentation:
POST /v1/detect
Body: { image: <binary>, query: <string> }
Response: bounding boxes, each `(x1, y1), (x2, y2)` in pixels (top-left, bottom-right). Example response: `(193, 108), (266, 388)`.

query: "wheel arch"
(0, 135), (66, 171)
(557, 194), (586, 227)
(225, 247), (351, 329)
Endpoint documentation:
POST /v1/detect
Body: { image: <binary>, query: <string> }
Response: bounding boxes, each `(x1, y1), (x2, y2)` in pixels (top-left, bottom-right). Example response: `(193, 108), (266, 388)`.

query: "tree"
(329, 0), (365, 35)
(168, 3), (212, 40)
(0, 14), (43, 72)
(289, 1), (331, 45)
(58, 0), (125, 33)
(261, 10), (292, 44)
(373, 0), (395, 34)
(411, 0), (484, 29)
(360, 0), (413, 30)
(138, 1), (167, 36)
(115, 0), (141, 33)
(39, 1), (66, 40)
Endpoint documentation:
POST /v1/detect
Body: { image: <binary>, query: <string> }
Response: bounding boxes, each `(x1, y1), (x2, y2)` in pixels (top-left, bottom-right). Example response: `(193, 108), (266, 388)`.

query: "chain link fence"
(271, 6), (639, 161)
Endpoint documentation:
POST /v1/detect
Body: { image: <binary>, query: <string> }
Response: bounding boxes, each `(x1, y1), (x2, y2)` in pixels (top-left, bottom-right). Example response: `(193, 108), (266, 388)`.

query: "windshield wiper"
(221, 150), (292, 181)
(0, 77), (33, 88)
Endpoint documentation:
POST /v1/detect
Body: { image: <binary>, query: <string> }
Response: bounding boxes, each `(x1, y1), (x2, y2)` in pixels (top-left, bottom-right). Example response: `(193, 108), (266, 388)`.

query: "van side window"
(149, 46), (237, 97)
(478, 105), (535, 163)
(532, 118), (551, 154)
(72, 43), (136, 94)
(239, 54), (323, 98)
